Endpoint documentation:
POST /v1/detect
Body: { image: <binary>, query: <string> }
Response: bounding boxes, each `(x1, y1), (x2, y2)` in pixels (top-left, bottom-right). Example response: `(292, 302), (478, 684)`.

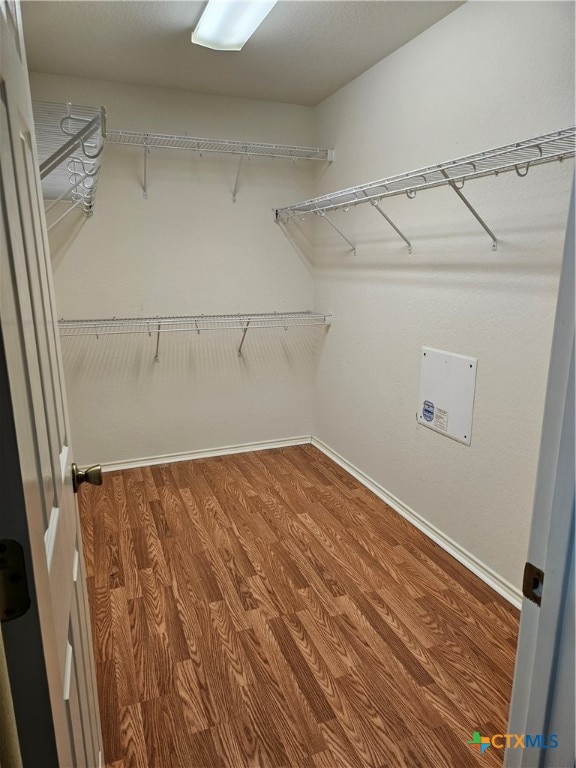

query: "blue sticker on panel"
(423, 400), (434, 422)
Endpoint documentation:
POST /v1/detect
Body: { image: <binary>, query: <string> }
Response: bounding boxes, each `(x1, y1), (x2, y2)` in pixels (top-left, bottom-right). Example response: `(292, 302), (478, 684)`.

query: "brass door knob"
(71, 463), (103, 493)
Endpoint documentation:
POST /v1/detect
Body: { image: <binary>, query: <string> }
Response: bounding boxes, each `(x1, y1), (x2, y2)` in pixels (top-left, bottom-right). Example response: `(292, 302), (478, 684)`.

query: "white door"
(506, 180), (575, 767)
(0, 2), (103, 766)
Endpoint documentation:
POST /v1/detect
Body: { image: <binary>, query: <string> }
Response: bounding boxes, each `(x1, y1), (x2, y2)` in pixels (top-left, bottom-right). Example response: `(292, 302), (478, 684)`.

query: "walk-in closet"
(1, 1), (574, 766)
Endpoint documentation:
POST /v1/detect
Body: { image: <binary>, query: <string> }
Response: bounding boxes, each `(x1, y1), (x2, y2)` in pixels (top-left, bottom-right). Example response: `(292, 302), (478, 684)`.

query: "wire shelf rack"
(58, 311), (332, 360)
(106, 130), (334, 162)
(274, 127), (575, 253)
(32, 101), (106, 228)
(275, 128), (575, 220)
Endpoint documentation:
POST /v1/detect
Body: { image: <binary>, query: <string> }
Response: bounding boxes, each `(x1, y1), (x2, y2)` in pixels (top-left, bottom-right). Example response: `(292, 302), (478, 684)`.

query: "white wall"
(30, 0), (574, 595)
(310, 1), (574, 591)
(30, 74), (319, 465)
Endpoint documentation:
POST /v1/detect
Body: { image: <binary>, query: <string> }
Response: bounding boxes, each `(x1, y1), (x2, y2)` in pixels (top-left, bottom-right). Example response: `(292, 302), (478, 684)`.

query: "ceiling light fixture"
(192, 0), (277, 51)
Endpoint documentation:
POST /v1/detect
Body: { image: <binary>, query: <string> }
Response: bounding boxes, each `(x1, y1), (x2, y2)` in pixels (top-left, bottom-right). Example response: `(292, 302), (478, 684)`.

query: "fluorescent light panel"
(192, 0), (277, 51)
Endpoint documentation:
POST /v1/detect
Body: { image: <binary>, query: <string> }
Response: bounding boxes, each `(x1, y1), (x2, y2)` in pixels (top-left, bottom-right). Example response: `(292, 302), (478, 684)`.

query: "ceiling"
(21, 1), (463, 106)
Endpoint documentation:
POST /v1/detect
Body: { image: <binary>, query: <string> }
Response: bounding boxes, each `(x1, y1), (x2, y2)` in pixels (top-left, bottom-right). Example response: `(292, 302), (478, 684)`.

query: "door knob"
(71, 463), (103, 493)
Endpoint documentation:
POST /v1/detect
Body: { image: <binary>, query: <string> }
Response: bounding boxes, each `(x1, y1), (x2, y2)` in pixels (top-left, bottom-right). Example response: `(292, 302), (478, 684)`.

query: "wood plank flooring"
(78, 444), (519, 768)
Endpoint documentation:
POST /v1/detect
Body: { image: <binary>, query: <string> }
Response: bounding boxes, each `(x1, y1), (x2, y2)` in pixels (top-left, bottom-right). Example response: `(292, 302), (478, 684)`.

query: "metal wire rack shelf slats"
(105, 130), (334, 162)
(58, 311), (333, 360)
(106, 130), (334, 199)
(274, 127), (575, 253)
(275, 128), (575, 218)
(32, 101), (106, 229)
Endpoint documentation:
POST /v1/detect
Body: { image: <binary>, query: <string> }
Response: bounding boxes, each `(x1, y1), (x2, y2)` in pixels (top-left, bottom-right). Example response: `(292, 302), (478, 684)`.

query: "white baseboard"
(311, 437), (522, 609)
(101, 435), (312, 473)
(102, 433), (521, 608)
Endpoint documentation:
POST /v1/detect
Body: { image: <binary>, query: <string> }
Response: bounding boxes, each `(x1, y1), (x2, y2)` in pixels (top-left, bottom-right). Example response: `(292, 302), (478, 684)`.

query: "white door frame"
(1, 1), (103, 764)
(0, 122), (61, 766)
(506, 179), (575, 766)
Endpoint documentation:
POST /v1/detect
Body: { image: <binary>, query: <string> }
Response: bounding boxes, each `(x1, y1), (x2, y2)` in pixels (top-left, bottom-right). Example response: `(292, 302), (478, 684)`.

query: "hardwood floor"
(78, 444), (519, 768)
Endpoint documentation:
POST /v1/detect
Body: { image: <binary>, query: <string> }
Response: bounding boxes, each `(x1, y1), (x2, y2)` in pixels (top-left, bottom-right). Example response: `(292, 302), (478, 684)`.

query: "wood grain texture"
(79, 445), (518, 768)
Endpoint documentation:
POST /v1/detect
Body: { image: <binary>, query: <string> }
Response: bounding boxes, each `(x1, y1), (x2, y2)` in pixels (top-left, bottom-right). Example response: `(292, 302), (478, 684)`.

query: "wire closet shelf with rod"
(58, 311), (333, 361)
(274, 127), (576, 254)
(105, 129), (334, 200)
(32, 100), (106, 231)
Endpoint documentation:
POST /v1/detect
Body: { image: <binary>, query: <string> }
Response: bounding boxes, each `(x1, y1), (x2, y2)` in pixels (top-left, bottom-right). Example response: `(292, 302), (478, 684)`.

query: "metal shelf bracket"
(154, 322), (161, 362)
(143, 143), (149, 199)
(440, 170), (497, 251)
(238, 319), (251, 356)
(317, 211), (356, 255)
(232, 155), (246, 203)
(370, 200), (412, 253)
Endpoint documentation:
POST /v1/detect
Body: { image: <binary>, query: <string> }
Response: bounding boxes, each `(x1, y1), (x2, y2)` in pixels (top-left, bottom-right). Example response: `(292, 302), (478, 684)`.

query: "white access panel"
(417, 347), (477, 446)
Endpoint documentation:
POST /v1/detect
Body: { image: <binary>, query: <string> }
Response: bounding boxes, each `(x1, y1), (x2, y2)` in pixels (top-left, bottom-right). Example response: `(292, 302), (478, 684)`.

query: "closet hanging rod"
(58, 311), (333, 337)
(274, 127), (575, 221)
(105, 130), (334, 162)
(39, 115), (101, 179)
